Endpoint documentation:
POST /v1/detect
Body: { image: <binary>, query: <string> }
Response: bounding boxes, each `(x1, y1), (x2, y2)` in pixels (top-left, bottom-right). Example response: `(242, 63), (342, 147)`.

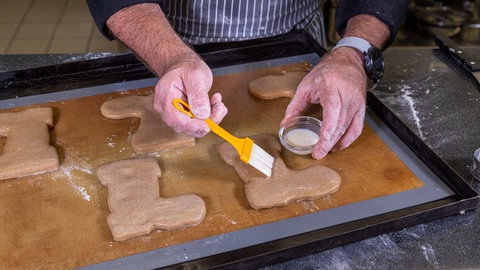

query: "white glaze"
(284, 128), (319, 147)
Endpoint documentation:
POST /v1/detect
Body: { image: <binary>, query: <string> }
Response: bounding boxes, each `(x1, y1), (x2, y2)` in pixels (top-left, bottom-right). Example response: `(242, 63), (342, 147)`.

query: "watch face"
(365, 47), (384, 82)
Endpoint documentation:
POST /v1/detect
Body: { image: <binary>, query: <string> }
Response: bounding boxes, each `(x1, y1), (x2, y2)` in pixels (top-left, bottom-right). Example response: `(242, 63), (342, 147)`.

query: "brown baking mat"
(0, 62), (423, 269)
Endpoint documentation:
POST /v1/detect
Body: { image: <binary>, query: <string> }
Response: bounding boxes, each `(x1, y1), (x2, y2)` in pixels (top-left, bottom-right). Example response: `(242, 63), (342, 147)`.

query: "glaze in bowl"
(279, 116), (322, 155)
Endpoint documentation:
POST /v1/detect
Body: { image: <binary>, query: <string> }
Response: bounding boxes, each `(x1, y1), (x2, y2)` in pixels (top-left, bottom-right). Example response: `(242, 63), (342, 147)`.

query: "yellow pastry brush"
(173, 98), (274, 177)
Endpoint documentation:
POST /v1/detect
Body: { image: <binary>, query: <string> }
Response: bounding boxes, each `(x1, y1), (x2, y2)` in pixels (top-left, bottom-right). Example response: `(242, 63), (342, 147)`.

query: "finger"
(331, 109), (365, 152)
(209, 93), (228, 124)
(327, 98), (351, 147)
(163, 96), (210, 137)
(177, 93), (227, 137)
(184, 66), (213, 120)
(311, 95), (349, 159)
(187, 90), (211, 120)
(154, 78), (210, 138)
(179, 117), (210, 138)
(311, 128), (340, 159)
(153, 73), (185, 116)
(318, 89), (341, 142)
(281, 91), (309, 126)
(311, 119), (348, 159)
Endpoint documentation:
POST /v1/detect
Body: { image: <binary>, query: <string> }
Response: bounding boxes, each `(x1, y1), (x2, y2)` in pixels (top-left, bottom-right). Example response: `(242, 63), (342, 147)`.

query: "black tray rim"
(0, 30), (478, 270)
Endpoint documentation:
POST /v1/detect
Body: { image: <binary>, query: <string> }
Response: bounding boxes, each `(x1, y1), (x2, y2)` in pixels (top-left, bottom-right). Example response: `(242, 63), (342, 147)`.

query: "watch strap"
(332, 36), (382, 90)
(333, 36), (374, 53)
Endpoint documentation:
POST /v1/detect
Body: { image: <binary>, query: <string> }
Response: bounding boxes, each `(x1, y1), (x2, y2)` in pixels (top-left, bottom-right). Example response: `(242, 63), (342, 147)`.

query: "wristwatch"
(333, 36), (384, 88)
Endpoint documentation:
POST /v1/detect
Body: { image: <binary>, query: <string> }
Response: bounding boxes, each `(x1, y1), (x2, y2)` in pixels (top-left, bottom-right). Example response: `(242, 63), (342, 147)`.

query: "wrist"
(332, 36), (385, 87)
(342, 15), (390, 50)
(328, 46), (364, 72)
(107, 3), (191, 76)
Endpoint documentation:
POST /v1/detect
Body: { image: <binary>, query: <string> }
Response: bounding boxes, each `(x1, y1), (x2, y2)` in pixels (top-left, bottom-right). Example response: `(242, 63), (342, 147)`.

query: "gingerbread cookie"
(248, 71), (308, 100)
(0, 107), (59, 180)
(101, 94), (195, 154)
(217, 134), (341, 209)
(96, 157), (207, 241)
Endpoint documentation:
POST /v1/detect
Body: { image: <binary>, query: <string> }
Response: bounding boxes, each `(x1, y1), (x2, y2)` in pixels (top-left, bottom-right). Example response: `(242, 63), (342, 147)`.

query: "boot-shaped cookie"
(217, 134), (341, 209)
(248, 71), (308, 100)
(101, 94), (195, 154)
(96, 157), (206, 241)
(0, 107), (59, 180)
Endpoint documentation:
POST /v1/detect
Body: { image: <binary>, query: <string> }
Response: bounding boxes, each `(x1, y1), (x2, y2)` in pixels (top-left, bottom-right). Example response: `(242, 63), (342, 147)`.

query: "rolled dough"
(248, 71), (308, 100)
(0, 107), (59, 180)
(217, 134), (341, 209)
(96, 157), (207, 241)
(101, 94), (195, 154)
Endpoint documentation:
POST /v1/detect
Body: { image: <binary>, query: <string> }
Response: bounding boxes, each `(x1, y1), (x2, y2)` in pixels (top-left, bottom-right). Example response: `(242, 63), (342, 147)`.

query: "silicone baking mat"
(0, 57), (451, 269)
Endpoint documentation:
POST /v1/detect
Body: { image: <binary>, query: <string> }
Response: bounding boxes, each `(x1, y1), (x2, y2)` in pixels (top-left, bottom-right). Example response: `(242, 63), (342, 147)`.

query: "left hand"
(281, 47), (368, 159)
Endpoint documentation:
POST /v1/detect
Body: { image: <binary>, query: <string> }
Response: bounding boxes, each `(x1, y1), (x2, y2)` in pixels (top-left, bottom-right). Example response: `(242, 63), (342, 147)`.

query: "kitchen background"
(0, 0), (478, 54)
(0, 0), (126, 54)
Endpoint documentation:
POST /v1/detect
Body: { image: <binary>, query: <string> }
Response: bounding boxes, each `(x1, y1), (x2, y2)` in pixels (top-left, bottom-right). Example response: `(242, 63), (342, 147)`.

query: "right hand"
(106, 3), (227, 138)
(153, 52), (228, 138)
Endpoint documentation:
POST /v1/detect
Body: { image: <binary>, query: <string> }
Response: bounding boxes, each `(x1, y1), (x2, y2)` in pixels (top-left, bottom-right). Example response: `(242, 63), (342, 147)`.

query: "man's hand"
(282, 47), (367, 159)
(281, 14), (390, 159)
(153, 54), (227, 137)
(107, 3), (227, 137)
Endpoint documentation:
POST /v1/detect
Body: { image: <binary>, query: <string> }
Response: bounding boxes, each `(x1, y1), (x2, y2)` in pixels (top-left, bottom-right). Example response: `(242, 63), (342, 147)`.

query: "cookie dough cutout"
(101, 94), (195, 154)
(96, 157), (206, 241)
(0, 107), (59, 180)
(217, 134), (341, 209)
(248, 71), (308, 100)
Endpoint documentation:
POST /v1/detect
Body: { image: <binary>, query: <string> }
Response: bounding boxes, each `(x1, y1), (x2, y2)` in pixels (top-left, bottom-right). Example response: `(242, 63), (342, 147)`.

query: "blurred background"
(325, 0), (480, 46)
(0, 0), (478, 54)
(0, 0), (127, 54)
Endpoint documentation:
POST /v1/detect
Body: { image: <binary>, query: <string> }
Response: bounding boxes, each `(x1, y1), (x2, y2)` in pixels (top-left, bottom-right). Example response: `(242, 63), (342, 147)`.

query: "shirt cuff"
(86, 0), (165, 40)
(334, 0), (410, 48)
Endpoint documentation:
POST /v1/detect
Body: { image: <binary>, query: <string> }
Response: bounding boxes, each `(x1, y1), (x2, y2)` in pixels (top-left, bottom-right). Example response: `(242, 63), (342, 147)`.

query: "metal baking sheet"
(0, 54), (459, 269)
(80, 55), (455, 270)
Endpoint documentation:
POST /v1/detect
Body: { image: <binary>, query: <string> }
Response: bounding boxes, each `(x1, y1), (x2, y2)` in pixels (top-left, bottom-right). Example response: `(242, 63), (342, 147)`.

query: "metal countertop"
(267, 46), (480, 270)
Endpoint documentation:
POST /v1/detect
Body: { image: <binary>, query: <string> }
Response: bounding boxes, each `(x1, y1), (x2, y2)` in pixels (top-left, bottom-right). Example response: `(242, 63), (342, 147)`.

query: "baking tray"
(0, 31), (478, 269)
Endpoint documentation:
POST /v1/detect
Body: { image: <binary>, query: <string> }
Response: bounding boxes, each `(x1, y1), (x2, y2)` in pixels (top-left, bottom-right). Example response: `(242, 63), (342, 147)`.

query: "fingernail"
(313, 150), (326, 160)
(194, 128), (208, 138)
(193, 106), (210, 119)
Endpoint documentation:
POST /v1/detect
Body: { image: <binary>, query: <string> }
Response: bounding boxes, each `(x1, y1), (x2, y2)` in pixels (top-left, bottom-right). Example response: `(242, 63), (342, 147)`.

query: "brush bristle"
(249, 144), (274, 177)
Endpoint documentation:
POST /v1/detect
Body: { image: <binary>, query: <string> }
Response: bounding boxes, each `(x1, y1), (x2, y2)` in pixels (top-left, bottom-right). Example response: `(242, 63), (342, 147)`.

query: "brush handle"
(172, 98), (246, 157)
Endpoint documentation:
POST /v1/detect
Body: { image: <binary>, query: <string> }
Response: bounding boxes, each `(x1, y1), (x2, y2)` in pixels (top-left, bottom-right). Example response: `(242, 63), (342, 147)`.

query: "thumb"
(187, 90), (211, 120)
(184, 65), (213, 120)
(281, 94), (308, 125)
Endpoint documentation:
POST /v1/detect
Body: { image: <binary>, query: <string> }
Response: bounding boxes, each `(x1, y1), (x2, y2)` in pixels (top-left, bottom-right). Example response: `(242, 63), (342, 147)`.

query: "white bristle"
(249, 144), (274, 177)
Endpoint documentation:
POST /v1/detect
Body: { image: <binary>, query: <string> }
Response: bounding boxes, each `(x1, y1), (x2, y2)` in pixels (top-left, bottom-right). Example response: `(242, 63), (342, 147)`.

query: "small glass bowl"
(279, 116), (322, 155)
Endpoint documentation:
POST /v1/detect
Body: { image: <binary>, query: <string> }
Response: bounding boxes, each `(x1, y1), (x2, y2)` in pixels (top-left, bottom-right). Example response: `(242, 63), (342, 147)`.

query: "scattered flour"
(147, 152), (161, 158)
(67, 178), (91, 201)
(51, 151), (94, 201)
(217, 214), (238, 226)
(106, 136), (117, 148)
(62, 52), (116, 63)
(300, 200), (320, 212)
(201, 234), (226, 252)
(327, 248), (353, 270)
(421, 243), (439, 268)
(202, 237), (222, 246)
(404, 231), (421, 239)
(399, 85), (425, 140)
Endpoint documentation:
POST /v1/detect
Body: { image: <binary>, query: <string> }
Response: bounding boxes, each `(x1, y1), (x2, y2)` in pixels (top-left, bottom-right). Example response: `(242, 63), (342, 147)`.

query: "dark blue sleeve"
(334, 0), (411, 48)
(86, 0), (165, 40)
